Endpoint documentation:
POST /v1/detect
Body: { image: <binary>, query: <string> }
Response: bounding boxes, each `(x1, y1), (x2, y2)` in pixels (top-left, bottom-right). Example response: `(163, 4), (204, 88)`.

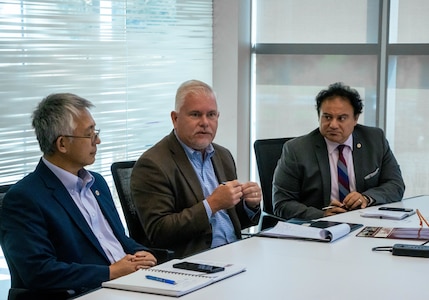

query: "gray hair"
(32, 93), (94, 155)
(175, 80), (216, 112)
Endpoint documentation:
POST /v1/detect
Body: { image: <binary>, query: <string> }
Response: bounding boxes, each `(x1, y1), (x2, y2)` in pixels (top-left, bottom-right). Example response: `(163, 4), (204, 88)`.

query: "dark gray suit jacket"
(273, 125), (405, 220)
(131, 131), (260, 258)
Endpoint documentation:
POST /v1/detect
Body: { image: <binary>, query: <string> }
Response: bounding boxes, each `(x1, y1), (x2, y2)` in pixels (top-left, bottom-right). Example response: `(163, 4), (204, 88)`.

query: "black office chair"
(254, 137), (294, 230)
(0, 184), (13, 234)
(7, 288), (76, 300)
(0, 184), (13, 239)
(0, 184), (13, 204)
(111, 161), (174, 263)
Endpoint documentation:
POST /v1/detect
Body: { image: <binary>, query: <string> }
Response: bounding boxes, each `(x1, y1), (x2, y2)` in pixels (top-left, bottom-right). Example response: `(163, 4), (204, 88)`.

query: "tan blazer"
(131, 130), (260, 258)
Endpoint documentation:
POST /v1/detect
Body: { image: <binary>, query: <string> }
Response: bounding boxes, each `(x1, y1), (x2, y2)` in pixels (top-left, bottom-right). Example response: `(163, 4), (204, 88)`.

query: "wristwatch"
(362, 194), (374, 206)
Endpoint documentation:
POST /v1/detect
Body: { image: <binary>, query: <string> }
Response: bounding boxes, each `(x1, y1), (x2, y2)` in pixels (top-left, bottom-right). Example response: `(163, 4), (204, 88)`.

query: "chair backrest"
(254, 138), (294, 216)
(110, 161), (149, 245)
(111, 161), (175, 262)
(0, 184), (13, 227)
(0, 184), (13, 205)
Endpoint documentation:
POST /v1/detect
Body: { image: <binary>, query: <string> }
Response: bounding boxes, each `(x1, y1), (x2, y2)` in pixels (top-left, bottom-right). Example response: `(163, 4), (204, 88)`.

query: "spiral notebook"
(102, 259), (246, 297)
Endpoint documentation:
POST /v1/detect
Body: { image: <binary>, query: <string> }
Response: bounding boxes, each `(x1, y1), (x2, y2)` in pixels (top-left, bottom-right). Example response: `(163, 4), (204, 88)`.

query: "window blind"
(0, 0), (213, 195)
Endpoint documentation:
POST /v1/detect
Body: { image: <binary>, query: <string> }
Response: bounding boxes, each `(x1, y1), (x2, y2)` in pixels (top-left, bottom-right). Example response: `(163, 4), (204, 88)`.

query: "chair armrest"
(150, 248), (175, 264)
(8, 288), (76, 300)
(259, 212), (288, 231)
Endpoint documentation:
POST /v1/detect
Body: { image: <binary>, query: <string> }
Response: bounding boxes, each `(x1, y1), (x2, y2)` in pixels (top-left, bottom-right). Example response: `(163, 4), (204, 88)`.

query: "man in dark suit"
(273, 82), (405, 220)
(131, 80), (261, 258)
(0, 93), (157, 298)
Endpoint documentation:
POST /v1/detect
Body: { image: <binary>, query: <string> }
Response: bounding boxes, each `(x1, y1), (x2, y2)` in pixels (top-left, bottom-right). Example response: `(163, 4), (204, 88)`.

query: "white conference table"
(76, 195), (429, 300)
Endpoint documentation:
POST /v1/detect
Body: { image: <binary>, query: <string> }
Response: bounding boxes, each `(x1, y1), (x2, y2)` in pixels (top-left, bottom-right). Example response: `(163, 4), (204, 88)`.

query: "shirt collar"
(173, 130), (215, 159)
(324, 135), (354, 155)
(42, 157), (94, 192)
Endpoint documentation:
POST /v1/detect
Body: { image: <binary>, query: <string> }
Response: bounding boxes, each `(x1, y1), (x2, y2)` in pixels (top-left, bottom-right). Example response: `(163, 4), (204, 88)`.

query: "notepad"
(360, 209), (416, 220)
(257, 220), (357, 242)
(102, 259), (246, 297)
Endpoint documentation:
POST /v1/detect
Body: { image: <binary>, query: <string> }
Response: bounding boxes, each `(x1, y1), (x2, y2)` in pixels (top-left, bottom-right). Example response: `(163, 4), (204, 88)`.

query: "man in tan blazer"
(131, 80), (261, 258)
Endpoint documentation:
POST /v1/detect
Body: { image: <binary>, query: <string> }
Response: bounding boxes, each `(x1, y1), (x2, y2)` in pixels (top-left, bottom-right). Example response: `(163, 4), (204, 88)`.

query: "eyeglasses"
(62, 129), (100, 143)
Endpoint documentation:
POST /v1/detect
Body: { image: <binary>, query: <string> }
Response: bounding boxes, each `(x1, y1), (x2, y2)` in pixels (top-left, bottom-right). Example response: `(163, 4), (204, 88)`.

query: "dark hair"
(315, 82), (363, 116)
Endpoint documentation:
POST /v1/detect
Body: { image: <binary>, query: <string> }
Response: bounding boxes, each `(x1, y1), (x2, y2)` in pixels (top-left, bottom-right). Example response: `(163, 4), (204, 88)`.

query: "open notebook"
(102, 259), (246, 297)
(257, 220), (362, 242)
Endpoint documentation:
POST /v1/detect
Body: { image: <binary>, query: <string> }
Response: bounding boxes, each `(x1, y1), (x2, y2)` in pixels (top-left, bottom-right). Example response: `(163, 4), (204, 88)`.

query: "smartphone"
(378, 207), (414, 212)
(310, 220), (363, 232)
(310, 220), (342, 228)
(172, 262), (225, 273)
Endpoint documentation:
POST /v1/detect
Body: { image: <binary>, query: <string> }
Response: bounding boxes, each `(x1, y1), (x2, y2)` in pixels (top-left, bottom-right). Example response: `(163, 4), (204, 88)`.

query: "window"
(252, 0), (380, 146)
(254, 54), (378, 139)
(0, 0), (213, 198)
(386, 1), (429, 196)
(252, 0), (429, 197)
(255, 0), (379, 44)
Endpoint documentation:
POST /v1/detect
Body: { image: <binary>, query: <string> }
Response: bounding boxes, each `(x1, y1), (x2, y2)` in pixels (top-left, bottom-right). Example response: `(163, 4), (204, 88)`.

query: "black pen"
(378, 207), (413, 212)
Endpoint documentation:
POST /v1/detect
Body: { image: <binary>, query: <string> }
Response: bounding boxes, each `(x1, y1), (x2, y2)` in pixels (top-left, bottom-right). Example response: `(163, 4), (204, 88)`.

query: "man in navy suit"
(0, 93), (157, 298)
(273, 82), (405, 220)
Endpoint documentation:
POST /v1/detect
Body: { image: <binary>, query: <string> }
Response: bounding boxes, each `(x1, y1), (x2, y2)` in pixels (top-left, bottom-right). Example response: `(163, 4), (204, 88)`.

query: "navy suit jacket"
(273, 125), (405, 220)
(0, 159), (148, 295)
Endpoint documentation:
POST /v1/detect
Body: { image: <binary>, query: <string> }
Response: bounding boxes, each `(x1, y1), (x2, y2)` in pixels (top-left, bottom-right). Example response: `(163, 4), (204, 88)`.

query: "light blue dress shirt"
(42, 157), (126, 263)
(175, 133), (257, 248)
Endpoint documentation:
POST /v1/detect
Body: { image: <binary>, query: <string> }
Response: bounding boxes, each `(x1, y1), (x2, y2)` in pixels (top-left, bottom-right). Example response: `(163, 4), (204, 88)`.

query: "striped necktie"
(337, 145), (350, 202)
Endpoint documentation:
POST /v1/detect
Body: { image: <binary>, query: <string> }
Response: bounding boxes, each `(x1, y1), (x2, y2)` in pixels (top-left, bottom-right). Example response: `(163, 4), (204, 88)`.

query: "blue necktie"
(337, 145), (350, 202)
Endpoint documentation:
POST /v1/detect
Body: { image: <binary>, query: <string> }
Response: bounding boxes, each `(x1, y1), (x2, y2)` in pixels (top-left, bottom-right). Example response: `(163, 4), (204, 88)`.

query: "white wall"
(213, 0), (251, 181)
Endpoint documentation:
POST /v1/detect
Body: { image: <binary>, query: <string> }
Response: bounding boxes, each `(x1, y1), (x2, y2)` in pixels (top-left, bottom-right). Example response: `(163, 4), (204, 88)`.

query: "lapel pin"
(95, 190), (100, 196)
(357, 143), (362, 149)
